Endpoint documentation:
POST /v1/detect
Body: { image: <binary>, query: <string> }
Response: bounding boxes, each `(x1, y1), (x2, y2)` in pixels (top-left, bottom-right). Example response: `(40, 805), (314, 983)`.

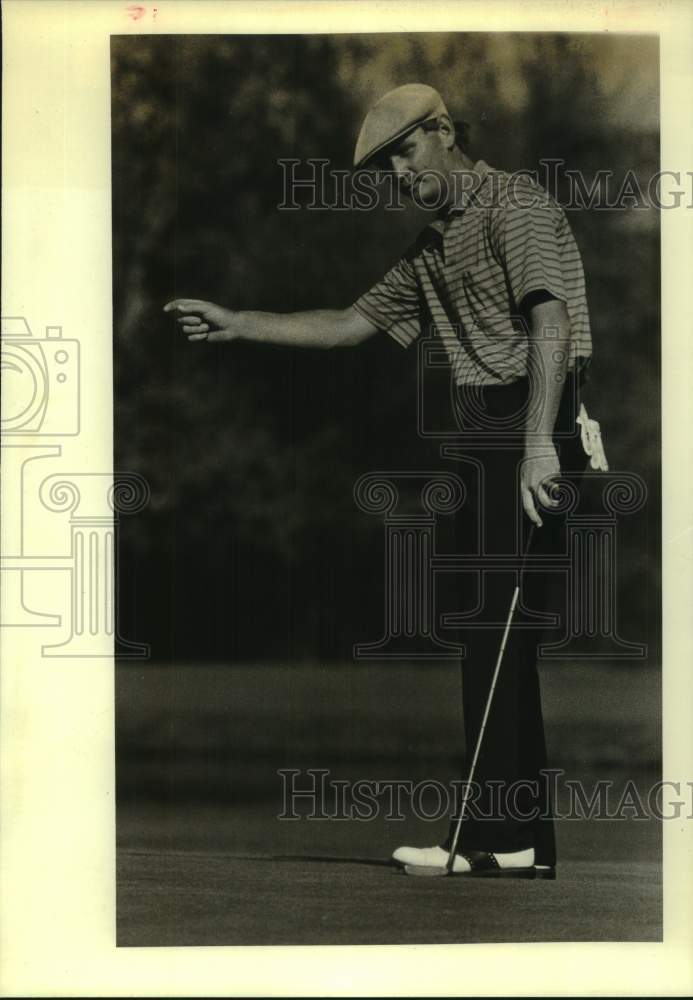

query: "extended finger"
(163, 299), (206, 313)
(522, 486), (544, 528)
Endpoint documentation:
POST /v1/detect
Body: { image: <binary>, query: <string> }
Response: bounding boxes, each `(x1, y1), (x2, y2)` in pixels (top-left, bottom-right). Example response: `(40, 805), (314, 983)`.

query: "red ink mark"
(126, 5), (146, 20)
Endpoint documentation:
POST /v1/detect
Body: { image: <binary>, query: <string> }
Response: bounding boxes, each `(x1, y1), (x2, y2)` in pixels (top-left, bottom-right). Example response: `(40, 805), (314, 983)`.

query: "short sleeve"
(490, 187), (568, 310)
(352, 255), (421, 348)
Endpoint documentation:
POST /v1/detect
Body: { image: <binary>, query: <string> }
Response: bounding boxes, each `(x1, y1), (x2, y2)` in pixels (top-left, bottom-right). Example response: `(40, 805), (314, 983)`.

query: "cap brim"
(354, 115), (437, 170)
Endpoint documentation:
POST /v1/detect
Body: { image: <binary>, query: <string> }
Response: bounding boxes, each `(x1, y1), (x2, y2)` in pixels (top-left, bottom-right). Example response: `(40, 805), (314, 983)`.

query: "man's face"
(383, 122), (451, 205)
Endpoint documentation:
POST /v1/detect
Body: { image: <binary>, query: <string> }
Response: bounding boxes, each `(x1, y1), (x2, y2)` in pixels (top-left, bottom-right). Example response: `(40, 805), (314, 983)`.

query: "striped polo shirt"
(353, 160), (592, 386)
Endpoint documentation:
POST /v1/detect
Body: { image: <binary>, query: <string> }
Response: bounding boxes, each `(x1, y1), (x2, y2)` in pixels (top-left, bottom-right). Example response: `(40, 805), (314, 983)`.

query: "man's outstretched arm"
(163, 299), (379, 349)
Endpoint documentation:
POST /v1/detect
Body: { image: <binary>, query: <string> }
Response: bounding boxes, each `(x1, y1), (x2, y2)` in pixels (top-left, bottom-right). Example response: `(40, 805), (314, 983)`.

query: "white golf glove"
(576, 403), (609, 471)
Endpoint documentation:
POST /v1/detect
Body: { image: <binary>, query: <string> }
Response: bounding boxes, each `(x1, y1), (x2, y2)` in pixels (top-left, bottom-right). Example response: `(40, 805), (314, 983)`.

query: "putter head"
(403, 864), (450, 877)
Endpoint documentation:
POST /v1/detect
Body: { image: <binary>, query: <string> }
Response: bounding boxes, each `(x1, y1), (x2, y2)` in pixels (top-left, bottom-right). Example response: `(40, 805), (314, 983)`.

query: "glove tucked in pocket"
(576, 404), (609, 471)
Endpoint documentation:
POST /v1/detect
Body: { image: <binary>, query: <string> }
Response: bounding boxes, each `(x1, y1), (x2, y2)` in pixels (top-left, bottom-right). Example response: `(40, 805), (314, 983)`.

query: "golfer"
(165, 84), (593, 878)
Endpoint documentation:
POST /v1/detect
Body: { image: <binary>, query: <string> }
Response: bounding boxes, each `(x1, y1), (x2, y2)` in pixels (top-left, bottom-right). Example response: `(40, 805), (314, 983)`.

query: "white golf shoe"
(391, 844), (535, 874)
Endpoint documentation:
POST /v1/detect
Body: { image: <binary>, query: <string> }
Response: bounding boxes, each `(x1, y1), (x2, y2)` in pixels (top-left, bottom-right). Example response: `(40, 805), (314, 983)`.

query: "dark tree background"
(112, 33), (660, 665)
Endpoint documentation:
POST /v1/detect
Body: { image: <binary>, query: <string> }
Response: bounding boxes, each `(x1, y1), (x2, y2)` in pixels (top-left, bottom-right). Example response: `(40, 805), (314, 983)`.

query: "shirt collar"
(440, 159), (493, 217)
(422, 161), (494, 256)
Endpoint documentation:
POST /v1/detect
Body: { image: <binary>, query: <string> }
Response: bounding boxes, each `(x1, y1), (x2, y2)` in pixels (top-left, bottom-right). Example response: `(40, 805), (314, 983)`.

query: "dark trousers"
(442, 372), (588, 866)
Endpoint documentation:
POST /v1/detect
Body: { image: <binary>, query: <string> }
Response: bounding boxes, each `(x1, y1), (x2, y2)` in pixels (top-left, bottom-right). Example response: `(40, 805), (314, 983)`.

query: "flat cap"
(354, 83), (449, 169)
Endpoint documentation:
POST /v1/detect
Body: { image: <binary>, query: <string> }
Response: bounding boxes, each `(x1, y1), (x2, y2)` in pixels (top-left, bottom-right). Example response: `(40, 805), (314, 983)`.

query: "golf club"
(405, 522), (536, 878)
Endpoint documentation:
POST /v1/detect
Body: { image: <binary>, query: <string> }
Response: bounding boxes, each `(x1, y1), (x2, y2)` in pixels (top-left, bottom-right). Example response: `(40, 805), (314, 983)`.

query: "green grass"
(116, 661), (662, 946)
(116, 660), (661, 799)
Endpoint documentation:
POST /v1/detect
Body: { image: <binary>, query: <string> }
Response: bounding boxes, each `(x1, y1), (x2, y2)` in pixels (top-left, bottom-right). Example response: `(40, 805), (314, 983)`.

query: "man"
(165, 83), (593, 878)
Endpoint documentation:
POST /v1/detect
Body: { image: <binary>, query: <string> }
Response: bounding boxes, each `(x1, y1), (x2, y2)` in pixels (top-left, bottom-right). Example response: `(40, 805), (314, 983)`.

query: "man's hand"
(521, 442), (561, 528)
(163, 298), (237, 342)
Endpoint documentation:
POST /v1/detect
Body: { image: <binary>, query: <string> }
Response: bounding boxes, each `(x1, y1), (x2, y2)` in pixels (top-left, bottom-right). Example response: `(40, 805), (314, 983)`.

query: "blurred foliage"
(112, 34), (660, 663)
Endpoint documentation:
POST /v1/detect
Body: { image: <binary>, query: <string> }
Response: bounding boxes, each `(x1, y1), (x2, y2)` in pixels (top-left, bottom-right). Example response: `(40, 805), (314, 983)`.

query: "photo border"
(2, 0), (691, 995)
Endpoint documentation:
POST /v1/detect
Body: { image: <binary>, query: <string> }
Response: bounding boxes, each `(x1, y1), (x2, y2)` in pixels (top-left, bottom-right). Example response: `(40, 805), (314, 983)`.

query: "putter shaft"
(445, 525), (535, 874)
